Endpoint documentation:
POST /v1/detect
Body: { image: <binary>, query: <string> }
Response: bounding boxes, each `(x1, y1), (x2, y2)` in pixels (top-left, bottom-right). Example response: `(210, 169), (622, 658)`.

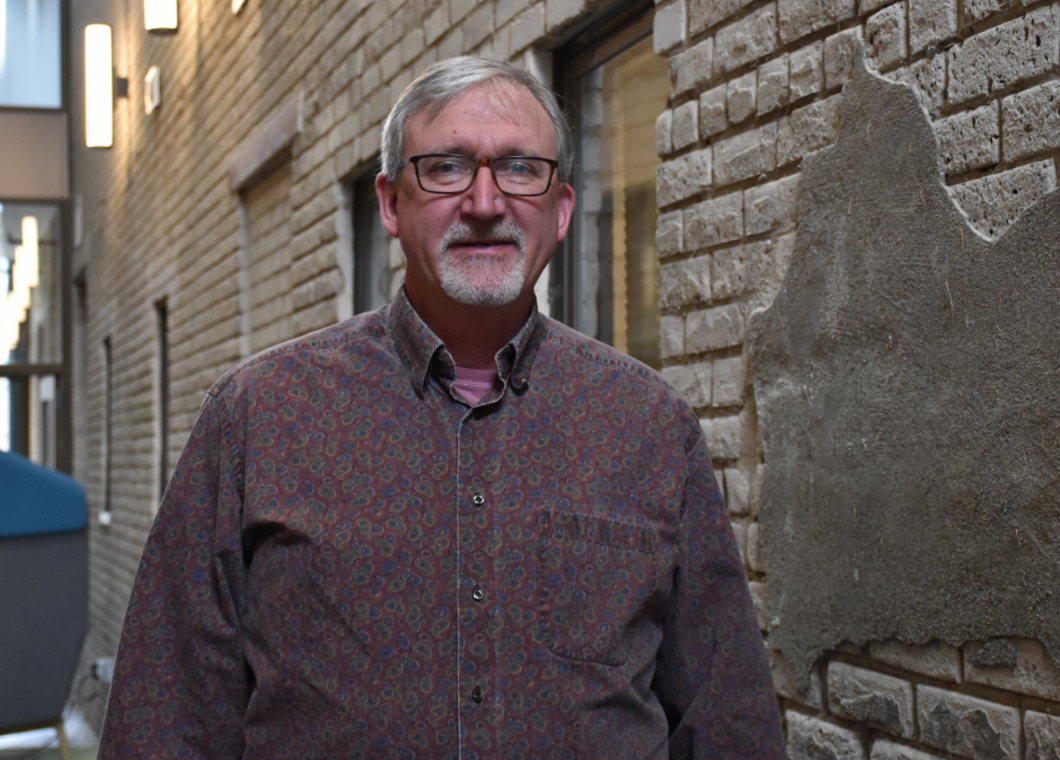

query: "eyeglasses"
(408, 154), (559, 197)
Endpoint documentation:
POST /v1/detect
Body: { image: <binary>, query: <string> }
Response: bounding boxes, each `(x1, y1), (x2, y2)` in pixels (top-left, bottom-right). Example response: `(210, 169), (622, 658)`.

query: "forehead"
(405, 82), (556, 156)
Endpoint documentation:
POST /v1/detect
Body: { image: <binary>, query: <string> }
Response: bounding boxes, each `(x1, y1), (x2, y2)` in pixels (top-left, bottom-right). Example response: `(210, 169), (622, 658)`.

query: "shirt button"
(512, 375), (528, 391)
(471, 685), (483, 703)
(471, 585), (485, 602)
(471, 493), (485, 507)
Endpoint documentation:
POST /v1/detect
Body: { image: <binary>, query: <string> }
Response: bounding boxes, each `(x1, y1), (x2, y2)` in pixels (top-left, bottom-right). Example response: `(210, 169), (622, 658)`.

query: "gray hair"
(380, 56), (573, 185)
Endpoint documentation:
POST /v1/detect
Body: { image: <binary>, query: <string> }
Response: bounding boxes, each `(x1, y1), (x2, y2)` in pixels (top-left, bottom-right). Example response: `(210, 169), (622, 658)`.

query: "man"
(99, 57), (785, 759)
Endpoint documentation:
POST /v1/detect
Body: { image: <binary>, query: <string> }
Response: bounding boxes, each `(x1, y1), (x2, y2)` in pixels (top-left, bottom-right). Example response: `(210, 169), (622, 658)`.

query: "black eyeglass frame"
(407, 154), (560, 197)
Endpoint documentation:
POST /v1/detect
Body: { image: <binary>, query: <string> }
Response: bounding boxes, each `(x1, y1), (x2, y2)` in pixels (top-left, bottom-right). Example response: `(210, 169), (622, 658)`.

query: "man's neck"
(404, 287), (534, 371)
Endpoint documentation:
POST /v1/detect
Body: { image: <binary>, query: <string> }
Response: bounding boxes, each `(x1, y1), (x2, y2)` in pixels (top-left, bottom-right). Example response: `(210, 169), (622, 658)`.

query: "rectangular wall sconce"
(145, 66), (162, 115)
(85, 24), (114, 148)
(232, 0), (248, 14)
(145, 0), (178, 31)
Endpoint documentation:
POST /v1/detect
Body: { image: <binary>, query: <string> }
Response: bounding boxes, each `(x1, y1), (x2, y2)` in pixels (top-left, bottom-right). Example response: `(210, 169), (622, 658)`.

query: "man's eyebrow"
(430, 145), (545, 158)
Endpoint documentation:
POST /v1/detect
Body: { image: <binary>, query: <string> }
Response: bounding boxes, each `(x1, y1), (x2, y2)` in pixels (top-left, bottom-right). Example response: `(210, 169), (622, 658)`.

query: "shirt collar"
(388, 287), (543, 398)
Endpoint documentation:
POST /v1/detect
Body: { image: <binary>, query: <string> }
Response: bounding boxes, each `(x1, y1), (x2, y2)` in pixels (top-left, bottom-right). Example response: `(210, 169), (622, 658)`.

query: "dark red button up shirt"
(99, 290), (785, 759)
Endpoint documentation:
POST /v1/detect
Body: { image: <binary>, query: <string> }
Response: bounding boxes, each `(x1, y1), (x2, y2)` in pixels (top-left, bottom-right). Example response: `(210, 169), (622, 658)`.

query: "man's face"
(377, 83), (575, 310)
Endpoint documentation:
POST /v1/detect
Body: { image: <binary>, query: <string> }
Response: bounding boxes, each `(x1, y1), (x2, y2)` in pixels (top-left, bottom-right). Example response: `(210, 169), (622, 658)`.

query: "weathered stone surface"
(770, 649), (824, 708)
(827, 661), (914, 737)
(825, 27), (865, 89)
(745, 174), (800, 235)
(777, 95), (841, 167)
(714, 123), (777, 185)
(790, 41), (824, 100)
(758, 55), (790, 114)
(865, 3), (907, 69)
(779, 0), (857, 45)
(663, 361), (712, 407)
(749, 56), (1060, 693)
(656, 109), (673, 156)
(870, 739), (946, 760)
(787, 711), (867, 760)
(715, 5), (777, 75)
(965, 637), (1060, 701)
(917, 686), (1019, 760)
(935, 101), (999, 175)
(654, 0), (687, 54)
(657, 148), (713, 206)
(699, 85), (728, 138)
(1002, 81), (1060, 163)
(887, 56), (945, 113)
(712, 240), (773, 299)
(656, 209), (683, 256)
(714, 356), (746, 408)
(687, 303), (744, 353)
(730, 518), (747, 564)
(909, 0), (956, 54)
(661, 256), (711, 308)
(946, 6), (1060, 105)
(671, 37), (714, 94)
(1025, 711), (1060, 760)
(685, 192), (744, 249)
(747, 520), (763, 571)
(868, 639), (962, 683)
(963, 0), (1019, 27)
(949, 159), (1057, 239)
(859, 0), (893, 15)
(749, 580), (767, 629)
(727, 71), (757, 124)
(672, 100), (700, 150)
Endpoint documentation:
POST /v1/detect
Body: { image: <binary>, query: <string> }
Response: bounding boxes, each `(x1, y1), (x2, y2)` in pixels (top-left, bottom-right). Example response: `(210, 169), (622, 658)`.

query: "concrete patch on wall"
(748, 55), (1060, 693)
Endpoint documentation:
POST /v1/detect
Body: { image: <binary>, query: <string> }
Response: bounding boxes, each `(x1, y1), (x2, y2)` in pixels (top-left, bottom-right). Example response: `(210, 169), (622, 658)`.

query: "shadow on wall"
(749, 52), (1060, 694)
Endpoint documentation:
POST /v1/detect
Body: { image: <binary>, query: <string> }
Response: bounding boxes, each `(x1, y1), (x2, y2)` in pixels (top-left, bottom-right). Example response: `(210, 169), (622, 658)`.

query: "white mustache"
(440, 220), (526, 253)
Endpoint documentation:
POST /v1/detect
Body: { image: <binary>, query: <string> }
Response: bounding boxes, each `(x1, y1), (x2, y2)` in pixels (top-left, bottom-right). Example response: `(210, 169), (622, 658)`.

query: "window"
(154, 298), (169, 504)
(553, 3), (669, 369)
(0, 0), (62, 108)
(351, 170), (394, 314)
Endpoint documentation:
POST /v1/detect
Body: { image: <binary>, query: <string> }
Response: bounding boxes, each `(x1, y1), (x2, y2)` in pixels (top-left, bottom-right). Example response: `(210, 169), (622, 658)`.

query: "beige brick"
(746, 520), (763, 571)
(671, 37), (714, 94)
(824, 27), (864, 90)
(887, 55), (945, 113)
(827, 662), (914, 738)
(730, 519), (747, 565)
(758, 54), (790, 114)
(744, 174), (799, 236)
(917, 686), (1019, 760)
(689, 0), (740, 35)
(870, 740), (946, 760)
(713, 122), (777, 186)
(727, 71), (757, 124)
(656, 109), (674, 156)
(1025, 711), (1060, 760)
(699, 85), (728, 138)
(949, 159), (1057, 239)
(685, 192), (744, 250)
(660, 256), (712, 309)
(654, 0), (688, 54)
(779, 0), (856, 45)
(700, 412), (744, 459)
(672, 100), (700, 150)
(790, 41), (824, 100)
(748, 580), (767, 629)
(865, 3), (907, 69)
(714, 5), (777, 75)
(656, 209), (683, 256)
(663, 361), (712, 407)
(545, 0), (586, 31)
(936, 102), (999, 175)
(909, 0), (956, 54)
(496, 0), (530, 27)
(713, 355), (746, 407)
(425, 2), (450, 45)
(770, 649), (824, 708)
(777, 95), (841, 168)
(686, 303), (744, 353)
(946, 6), (1060, 105)
(509, 5), (545, 54)
(712, 240), (772, 300)
(868, 639), (961, 683)
(657, 148), (713, 206)
(787, 712), (866, 760)
(661, 314), (686, 358)
(965, 637), (1060, 702)
(1002, 81), (1060, 163)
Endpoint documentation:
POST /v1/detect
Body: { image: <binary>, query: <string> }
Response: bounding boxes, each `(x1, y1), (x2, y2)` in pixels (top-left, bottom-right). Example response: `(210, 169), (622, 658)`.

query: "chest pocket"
(537, 510), (657, 666)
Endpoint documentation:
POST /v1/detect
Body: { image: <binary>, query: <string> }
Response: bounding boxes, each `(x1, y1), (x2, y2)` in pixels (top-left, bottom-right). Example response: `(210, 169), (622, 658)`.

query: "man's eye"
(428, 161), (464, 175)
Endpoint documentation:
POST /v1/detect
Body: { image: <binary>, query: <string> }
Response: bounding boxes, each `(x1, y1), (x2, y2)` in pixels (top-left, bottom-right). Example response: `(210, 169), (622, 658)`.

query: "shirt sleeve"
(98, 388), (249, 759)
(653, 431), (787, 759)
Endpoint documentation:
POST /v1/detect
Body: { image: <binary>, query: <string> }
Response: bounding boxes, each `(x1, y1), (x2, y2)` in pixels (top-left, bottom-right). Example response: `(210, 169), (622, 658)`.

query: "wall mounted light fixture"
(145, 66), (162, 115)
(144, 0), (178, 32)
(233, 0), (248, 14)
(85, 24), (114, 147)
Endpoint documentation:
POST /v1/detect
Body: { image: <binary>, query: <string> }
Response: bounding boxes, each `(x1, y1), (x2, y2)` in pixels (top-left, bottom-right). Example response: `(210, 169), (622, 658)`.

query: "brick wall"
(653, 0), (1060, 751)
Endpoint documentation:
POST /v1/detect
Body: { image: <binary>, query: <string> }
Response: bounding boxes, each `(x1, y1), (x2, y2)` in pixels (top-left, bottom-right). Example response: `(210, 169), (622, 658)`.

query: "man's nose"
(461, 162), (507, 219)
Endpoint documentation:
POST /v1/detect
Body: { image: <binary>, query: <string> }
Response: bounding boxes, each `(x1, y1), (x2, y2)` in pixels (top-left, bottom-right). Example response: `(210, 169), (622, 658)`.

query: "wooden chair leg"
(56, 721), (71, 760)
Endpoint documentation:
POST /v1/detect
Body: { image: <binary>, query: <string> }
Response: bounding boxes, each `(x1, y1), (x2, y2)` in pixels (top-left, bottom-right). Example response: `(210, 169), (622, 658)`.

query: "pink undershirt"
(453, 366), (499, 405)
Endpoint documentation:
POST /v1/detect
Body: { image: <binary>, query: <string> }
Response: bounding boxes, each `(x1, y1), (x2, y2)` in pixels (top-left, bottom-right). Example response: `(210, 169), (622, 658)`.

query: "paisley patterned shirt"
(99, 289), (786, 760)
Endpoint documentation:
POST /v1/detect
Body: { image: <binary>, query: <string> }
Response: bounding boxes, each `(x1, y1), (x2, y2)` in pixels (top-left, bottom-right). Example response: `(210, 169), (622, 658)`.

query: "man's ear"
(556, 182), (576, 243)
(376, 173), (400, 238)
